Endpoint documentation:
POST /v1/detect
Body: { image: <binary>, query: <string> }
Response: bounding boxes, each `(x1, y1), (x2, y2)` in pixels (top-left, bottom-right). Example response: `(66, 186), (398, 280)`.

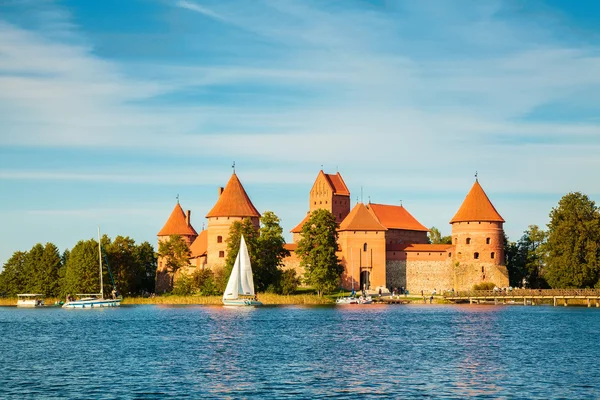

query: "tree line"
(0, 236), (156, 297)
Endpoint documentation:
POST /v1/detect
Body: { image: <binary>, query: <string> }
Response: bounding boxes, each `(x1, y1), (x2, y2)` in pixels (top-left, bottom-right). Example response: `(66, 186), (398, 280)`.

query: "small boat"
(17, 294), (45, 307)
(63, 228), (121, 309)
(336, 296), (359, 305)
(222, 235), (262, 306)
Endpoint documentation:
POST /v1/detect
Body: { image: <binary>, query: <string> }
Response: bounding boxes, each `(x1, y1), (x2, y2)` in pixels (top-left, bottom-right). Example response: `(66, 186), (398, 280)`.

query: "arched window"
(474, 252), (479, 259)
(491, 252), (495, 259)
(466, 238), (471, 244)
(486, 237), (491, 244)
(217, 236), (223, 243)
(454, 238), (457, 244)
(363, 243), (368, 252)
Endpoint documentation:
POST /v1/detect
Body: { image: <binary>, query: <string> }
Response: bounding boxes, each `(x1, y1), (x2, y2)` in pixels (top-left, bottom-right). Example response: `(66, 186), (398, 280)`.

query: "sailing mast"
(98, 226), (103, 299)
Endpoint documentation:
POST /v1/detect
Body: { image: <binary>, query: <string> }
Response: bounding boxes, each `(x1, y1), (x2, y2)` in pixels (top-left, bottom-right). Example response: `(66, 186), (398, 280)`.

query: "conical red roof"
(206, 173), (260, 218)
(157, 203), (198, 236)
(450, 180), (504, 223)
(339, 203), (386, 231)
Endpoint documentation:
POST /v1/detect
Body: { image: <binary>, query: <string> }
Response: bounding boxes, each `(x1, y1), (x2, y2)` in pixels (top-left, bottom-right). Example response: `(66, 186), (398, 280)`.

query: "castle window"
(314, 202), (316, 205)
(466, 238), (471, 245)
(448, 253), (452, 257)
(454, 238), (457, 244)
(486, 238), (491, 244)
(320, 201), (322, 204)
(474, 252), (479, 259)
(325, 201), (328, 204)
(219, 251), (224, 258)
(363, 243), (368, 252)
(491, 252), (495, 259)
(339, 213), (342, 219)
(217, 236), (223, 243)
(482, 266), (485, 273)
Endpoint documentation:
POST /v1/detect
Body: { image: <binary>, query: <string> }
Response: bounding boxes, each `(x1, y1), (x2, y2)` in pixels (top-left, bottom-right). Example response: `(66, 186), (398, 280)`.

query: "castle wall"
(453, 262), (509, 290)
(387, 259), (455, 294)
(206, 216), (259, 269)
(385, 229), (428, 245)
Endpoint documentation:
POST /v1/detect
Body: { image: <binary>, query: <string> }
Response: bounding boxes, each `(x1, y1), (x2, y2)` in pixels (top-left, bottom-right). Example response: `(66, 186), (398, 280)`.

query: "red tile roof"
(339, 203), (386, 231)
(290, 213), (310, 233)
(206, 173), (261, 218)
(284, 243), (298, 252)
(189, 230), (207, 258)
(450, 180), (504, 223)
(157, 203), (198, 236)
(367, 203), (429, 232)
(324, 172), (350, 196)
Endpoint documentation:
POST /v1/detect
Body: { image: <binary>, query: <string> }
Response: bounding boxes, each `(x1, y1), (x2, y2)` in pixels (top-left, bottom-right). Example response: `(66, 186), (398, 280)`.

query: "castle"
(156, 170), (509, 293)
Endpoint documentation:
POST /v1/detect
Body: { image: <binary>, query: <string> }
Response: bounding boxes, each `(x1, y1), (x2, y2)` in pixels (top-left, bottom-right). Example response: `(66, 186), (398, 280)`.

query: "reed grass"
(123, 293), (333, 305)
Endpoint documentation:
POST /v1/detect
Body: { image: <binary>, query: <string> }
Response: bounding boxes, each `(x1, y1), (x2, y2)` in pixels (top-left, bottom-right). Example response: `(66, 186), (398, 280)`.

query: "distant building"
(156, 170), (509, 293)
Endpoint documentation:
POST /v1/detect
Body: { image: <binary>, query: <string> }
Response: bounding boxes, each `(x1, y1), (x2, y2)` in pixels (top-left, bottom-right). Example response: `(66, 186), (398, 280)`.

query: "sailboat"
(63, 228), (121, 309)
(222, 235), (262, 306)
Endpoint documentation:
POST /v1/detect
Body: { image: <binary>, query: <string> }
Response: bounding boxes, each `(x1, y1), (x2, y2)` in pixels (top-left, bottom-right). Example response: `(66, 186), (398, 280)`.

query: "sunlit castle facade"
(156, 170), (509, 293)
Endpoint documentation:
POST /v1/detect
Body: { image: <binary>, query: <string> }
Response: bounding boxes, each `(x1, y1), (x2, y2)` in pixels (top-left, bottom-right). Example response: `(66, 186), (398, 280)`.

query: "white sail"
(239, 236), (255, 296)
(223, 250), (241, 300)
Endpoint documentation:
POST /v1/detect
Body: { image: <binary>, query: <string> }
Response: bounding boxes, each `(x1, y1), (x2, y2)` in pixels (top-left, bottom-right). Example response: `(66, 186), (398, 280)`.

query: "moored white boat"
(222, 235), (262, 307)
(63, 227), (121, 309)
(17, 294), (45, 307)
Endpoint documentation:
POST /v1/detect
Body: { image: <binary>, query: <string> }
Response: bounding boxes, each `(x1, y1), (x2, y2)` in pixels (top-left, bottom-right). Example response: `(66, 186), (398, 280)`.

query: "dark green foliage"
(135, 241), (157, 294)
(296, 209), (344, 296)
(255, 211), (290, 292)
(278, 269), (300, 295)
(192, 268), (219, 295)
(38, 243), (63, 296)
(544, 192), (600, 288)
(63, 239), (102, 296)
(505, 226), (548, 288)
(0, 251), (28, 296)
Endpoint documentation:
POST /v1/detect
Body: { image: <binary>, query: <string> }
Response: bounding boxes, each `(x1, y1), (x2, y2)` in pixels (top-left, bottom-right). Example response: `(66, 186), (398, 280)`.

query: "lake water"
(0, 304), (598, 399)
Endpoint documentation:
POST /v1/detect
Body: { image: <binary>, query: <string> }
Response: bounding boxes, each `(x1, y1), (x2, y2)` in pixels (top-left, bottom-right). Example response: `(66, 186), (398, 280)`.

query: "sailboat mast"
(351, 248), (354, 291)
(98, 226), (103, 298)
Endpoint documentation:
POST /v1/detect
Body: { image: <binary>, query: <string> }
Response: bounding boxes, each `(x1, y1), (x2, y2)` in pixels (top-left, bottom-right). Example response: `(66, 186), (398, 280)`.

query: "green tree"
(296, 209), (343, 296)
(255, 211), (290, 292)
(279, 269), (300, 295)
(0, 251), (28, 296)
(428, 227), (452, 244)
(157, 235), (191, 274)
(221, 218), (259, 291)
(38, 243), (63, 296)
(192, 268), (219, 295)
(135, 241), (157, 294)
(505, 226), (548, 288)
(544, 192), (600, 288)
(63, 239), (103, 296)
(104, 235), (139, 295)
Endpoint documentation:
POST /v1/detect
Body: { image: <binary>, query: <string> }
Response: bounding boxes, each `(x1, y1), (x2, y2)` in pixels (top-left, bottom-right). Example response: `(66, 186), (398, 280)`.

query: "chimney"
(186, 210), (191, 226)
(218, 187), (224, 196)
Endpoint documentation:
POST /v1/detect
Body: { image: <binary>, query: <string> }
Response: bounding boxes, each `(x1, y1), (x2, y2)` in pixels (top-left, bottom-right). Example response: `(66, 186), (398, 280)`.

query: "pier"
(444, 289), (600, 307)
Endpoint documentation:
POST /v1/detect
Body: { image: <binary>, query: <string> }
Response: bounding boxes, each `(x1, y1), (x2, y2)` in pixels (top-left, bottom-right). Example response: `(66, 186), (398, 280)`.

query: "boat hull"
(62, 299), (121, 309)
(17, 300), (45, 307)
(222, 298), (263, 306)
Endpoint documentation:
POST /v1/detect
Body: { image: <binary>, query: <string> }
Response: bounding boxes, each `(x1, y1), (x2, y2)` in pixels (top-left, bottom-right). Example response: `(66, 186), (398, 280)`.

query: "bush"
(279, 269), (300, 295)
(172, 273), (195, 295)
(473, 282), (496, 290)
(192, 268), (219, 296)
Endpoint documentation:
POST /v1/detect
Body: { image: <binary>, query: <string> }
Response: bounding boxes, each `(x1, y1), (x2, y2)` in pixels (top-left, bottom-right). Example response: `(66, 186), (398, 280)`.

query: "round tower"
(450, 179), (508, 288)
(205, 172), (260, 269)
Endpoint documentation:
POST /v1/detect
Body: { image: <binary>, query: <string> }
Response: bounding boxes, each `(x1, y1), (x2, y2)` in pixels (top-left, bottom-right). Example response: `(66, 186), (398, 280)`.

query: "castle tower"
(450, 179), (508, 287)
(309, 170), (351, 224)
(205, 172), (260, 269)
(156, 201), (198, 292)
(291, 170), (351, 242)
(338, 203), (387, 290)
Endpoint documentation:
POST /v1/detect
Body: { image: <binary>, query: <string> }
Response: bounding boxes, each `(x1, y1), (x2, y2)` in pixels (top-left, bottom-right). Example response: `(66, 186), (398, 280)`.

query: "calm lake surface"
(1, 304), (598, 399)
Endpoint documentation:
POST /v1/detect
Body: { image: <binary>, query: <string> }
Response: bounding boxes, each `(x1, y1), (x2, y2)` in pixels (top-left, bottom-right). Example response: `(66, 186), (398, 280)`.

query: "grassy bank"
(123, 293), (334, 305)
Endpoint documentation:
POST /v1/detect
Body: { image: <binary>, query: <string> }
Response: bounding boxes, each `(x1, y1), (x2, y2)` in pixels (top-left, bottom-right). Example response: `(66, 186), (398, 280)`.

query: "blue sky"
(2, 0), (600, 267)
